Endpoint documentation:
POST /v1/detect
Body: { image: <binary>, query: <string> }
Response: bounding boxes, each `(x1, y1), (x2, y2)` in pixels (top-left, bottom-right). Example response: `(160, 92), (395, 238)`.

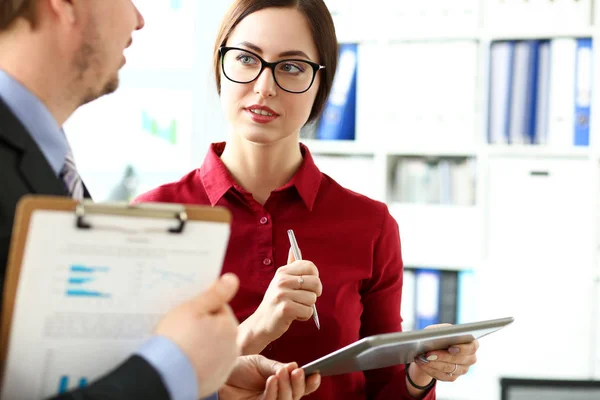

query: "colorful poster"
(64, 88), (194, 198)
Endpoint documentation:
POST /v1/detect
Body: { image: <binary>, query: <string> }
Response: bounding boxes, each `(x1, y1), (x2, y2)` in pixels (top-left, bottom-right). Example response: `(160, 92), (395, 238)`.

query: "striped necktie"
(60, 146), (84, 200)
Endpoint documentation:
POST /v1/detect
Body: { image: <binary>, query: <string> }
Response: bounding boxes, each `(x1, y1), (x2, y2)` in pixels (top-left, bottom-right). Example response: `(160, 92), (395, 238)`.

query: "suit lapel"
(83, 182), (92, 199)
(0, 98), (68, 196)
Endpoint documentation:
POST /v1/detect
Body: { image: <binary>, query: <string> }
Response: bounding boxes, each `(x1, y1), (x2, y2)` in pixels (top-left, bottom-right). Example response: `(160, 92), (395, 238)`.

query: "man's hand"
(219, 355), (321, 400)
(154, 273), (241, 397)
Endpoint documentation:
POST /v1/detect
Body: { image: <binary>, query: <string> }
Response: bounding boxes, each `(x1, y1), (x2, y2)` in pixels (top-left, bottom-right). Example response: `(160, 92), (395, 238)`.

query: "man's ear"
(46, 0), (76, 24)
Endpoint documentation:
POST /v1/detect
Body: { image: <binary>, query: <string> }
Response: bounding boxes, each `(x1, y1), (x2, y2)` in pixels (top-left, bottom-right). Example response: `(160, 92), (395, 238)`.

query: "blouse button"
(260, 216), (268, 225)
(263, 258), (272, 266)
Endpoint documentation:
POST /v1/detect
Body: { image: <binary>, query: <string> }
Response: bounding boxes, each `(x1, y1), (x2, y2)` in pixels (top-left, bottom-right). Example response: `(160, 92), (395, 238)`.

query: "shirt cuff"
(135, 336), (199, 400)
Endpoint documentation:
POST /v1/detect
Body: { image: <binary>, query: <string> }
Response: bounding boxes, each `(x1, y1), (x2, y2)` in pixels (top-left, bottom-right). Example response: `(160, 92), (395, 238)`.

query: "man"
(0, 1), (320, 399)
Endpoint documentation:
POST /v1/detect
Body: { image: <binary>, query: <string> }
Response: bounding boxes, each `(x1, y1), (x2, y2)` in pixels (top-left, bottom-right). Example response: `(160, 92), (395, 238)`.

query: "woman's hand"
(408, 324), (480, 388)
(238, 250), (322, 354)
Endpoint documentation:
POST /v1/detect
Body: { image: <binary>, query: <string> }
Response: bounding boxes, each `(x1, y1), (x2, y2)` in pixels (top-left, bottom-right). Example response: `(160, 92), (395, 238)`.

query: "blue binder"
(414, 268), (441, 329)
(574, 38), (592, 147)
(316, 43), (357, 140)
(525, 41), (541, 144)
(488, 41), (515, 144)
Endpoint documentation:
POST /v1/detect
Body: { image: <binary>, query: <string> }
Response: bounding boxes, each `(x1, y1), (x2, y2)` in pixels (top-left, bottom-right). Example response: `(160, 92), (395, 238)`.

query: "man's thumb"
(193, 273), (239, 314)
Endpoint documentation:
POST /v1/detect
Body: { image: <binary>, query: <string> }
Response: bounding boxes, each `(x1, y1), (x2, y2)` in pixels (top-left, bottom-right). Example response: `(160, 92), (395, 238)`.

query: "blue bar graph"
(70, 265), (109, 273)
(66, 290), (110, 298)
(68, 277), (95, 285)
(66, 265), (111, 298)
(57, 375), (88, 394)
(58, 376), (68, 394)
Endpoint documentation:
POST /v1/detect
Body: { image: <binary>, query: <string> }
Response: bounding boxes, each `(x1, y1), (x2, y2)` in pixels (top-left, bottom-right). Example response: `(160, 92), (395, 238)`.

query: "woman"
(135, 1), (479, 398)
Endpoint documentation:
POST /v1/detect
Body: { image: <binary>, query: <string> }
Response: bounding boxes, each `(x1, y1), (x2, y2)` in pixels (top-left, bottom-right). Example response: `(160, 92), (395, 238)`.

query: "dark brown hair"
(213, 0), (338, 123)
(0, 0), (35, 30)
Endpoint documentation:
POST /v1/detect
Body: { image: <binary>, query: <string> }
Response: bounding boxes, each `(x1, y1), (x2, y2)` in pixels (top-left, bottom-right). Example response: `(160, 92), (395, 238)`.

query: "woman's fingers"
(275, 274), (322, 296)
(279, 260), (319, 278)
(276, 298), (315, 322)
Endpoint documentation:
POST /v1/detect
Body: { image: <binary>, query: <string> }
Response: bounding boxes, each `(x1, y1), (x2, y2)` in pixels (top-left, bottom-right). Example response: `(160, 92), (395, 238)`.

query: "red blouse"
(134, 142), (435, 400)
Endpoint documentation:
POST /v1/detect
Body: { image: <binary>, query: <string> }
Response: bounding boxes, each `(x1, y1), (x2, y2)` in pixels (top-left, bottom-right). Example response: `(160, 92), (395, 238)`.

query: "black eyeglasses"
(219, 46), (325, 94)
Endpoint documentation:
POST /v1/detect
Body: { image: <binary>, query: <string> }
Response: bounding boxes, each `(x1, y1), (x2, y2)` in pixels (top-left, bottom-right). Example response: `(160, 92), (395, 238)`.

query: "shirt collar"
(287, 143), (322, 211)
(200, 142), (322, 210)
(0, 70), (68, 176)
(200, 142), (236, 206)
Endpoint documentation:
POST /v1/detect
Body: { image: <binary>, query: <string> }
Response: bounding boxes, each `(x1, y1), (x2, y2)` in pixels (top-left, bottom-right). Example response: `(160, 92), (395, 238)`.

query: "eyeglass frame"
(219, 46), (326, 94)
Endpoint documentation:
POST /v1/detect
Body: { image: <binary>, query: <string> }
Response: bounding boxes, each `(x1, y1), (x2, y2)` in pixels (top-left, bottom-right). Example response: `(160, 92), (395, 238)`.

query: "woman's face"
(220, 7), (321, 146)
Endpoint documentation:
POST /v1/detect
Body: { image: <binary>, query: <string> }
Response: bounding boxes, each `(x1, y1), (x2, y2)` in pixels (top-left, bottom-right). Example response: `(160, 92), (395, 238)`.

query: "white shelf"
(302, 139), (375, 155)
(386, 147), (477, 158)
(338, 25), (594, 44)
(339, 31), (480, 43)
(404, 262), (475, 272)
(485, 145), (593, 159)
(307, 141), (593, 159)
(485, 28), (595, 41)
(304, 139), (477, 158)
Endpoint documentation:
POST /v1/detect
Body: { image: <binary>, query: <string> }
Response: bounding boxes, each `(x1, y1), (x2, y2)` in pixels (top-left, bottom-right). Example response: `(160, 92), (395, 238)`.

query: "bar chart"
(41, 347), (117, 398)
(57, 375), (87, 394)
(141, 110), (178, 145)
(65, 265), (111, 298)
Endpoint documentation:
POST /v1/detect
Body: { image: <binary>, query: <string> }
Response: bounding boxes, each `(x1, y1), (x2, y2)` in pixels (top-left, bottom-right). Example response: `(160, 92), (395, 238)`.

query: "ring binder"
(74, 201), (188, 233)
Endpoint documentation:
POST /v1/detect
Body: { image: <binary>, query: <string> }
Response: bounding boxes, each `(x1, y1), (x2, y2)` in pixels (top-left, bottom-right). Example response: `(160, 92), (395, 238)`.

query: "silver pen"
(287, 229), (321, 330)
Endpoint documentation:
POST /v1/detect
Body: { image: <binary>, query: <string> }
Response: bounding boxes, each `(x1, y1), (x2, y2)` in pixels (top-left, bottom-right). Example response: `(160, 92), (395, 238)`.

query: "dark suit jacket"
(0, 98), (171, 400)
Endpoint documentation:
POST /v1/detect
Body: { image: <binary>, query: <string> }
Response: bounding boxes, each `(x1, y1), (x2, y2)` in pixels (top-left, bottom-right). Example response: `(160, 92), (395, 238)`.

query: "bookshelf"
(312, 1), (600, 399)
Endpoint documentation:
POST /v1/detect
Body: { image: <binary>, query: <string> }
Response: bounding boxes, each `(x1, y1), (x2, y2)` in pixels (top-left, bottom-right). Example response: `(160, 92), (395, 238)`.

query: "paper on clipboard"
(0, 196), (231, 400)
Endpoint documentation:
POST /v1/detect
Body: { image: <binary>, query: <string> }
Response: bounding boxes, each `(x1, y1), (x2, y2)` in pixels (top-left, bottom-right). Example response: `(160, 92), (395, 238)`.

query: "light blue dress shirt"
(135, 336), (200, 400)
(0, 70), (205, 400)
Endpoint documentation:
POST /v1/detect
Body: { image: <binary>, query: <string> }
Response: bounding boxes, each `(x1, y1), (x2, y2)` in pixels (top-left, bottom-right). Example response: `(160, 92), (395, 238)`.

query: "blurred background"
(64, 1), (600, 399)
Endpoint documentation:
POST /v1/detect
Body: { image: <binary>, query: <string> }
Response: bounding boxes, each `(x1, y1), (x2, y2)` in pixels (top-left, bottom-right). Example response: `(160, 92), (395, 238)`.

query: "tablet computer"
(301, 316), (514, 376)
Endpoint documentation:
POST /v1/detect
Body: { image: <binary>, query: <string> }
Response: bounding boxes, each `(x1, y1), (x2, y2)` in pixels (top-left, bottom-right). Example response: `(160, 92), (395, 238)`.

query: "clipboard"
(0, 195), (232, 400)
(301, 316), (514, 376)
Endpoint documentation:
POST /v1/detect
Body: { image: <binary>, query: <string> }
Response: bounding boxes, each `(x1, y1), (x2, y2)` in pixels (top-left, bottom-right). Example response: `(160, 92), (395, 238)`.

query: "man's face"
(73, 0), (144, 105)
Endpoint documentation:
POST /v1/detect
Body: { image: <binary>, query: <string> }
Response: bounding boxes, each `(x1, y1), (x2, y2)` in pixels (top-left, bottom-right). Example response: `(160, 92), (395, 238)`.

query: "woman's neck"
(220, 134), (303, 205)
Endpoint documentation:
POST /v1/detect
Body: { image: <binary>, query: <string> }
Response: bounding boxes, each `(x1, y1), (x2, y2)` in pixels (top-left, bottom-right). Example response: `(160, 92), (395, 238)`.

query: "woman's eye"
(236, 54), (257, 65)
(281, 63), (303, 73)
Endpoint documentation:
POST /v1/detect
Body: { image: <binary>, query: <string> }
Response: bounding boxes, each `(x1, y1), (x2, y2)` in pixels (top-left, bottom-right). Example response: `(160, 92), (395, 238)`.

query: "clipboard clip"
(75, 201), (188, 234)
